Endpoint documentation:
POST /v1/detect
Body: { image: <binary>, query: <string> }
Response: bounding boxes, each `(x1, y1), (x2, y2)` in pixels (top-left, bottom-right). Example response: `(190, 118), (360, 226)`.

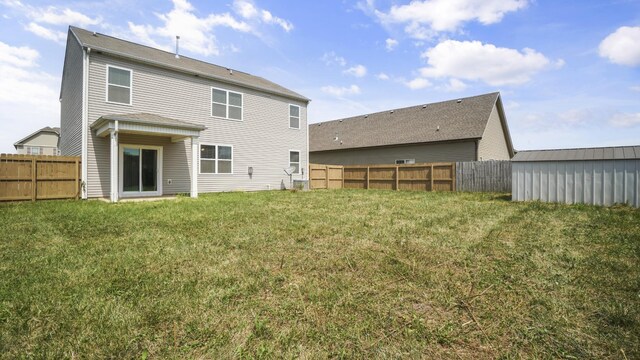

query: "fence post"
(366, 167), (370, 190)
(31, 157), (37, 201)
(75, 158), (80, 199)
(341, 167), (345, 189)
(325, 165), (329, 189)
(395, 166), (399, 190)
(451, 163), (456, 191)
(430, 164), (434, 192)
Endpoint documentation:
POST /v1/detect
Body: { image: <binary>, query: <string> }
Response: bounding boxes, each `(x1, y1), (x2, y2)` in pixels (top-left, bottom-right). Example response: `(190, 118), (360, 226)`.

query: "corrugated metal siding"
(478, 104), (510, 160)
(59, 34), (84, 156)
(86, 53), (307, 198)
(512, 160), (640, 207)
(309, 141), (476, 165)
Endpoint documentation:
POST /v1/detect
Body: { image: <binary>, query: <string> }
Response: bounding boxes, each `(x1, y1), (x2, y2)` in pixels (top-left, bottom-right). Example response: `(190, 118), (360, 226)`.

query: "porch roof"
(92, 113), (205, 140)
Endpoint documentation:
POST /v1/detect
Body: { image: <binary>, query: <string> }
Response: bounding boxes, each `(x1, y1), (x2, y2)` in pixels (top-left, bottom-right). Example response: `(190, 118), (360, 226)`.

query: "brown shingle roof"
(70, 26), (309, 102)
(512, 146), (640, 161)
(310, 92), (501, 152)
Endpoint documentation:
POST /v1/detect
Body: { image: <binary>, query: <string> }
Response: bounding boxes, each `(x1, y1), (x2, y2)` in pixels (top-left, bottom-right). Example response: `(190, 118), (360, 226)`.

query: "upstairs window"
(212, 88), (243, 121)
(27, 146), (41, 155)
(289, 105), (300, 129)
(107, 65), (132, 105)
(200, 144), (233, 174)
(289, 150), (300, 174)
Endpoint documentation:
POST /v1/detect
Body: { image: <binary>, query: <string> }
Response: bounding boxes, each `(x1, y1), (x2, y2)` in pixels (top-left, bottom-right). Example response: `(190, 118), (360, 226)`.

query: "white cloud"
(419, 40), (555, 86)
(233, 0), (293, 32)
(343, 64), (367, 77)
(0, 41), (59, 153)
(1, 1), (101, 42)
(385, 38), (398, 51)
(377, 72), (390, 80)
(404, 77), (431, 90)
(321, 51), (347, 67)
(631, 85), (640, 92)
(30, 7), (101, 27)
(363, 0), (527, 38)
(0, 41), (39, 67)
(321, 85), (361, 97)
(610, 113), (640, 127)
(127, 0), (252, 57)
(25, 22), (66, 43)
(445, 78), (467, 91)
(599, 26), (640, 66)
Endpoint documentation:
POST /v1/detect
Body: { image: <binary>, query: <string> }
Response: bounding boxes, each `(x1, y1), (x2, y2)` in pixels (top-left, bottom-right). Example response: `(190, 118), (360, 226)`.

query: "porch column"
(191, 136), (199, 198)
(110, 128), (119, 202)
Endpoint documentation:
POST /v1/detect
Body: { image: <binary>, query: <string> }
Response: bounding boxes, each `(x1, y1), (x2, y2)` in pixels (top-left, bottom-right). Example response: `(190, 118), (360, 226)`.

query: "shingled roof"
(69, 26), (309, 102)
(310, 92), (508, 152)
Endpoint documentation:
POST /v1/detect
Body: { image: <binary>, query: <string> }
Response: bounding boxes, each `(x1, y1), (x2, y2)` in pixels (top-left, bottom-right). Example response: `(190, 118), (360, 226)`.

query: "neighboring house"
(512, 146), (640, 208)
(309, 92), (514, 166)
(60, 26), (309, 202)
(14, 127), (60, 155)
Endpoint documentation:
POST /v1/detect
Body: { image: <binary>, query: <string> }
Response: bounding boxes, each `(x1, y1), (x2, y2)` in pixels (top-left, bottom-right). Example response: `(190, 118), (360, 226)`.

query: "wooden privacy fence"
(310, 163), (455, 191)
(0, 154), (81, 201)
(455, 160), (511, 192)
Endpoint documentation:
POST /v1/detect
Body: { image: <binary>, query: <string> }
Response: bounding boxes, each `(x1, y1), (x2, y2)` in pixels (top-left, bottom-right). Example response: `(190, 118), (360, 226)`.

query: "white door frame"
(119, 144), (163, 198)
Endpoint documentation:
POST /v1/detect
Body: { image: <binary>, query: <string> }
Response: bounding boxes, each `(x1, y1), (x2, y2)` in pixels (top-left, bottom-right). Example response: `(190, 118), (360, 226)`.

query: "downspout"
(306, 103), (309, 181)
(81, 47), (90, 199)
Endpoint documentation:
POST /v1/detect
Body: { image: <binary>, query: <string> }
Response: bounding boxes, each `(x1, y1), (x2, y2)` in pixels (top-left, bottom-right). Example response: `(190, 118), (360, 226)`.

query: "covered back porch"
(91, 113), (205, 202)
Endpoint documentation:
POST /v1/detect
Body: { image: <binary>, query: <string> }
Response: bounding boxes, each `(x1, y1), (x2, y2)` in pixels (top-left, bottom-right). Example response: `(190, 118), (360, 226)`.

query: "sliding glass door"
(119, 145), (162, 197)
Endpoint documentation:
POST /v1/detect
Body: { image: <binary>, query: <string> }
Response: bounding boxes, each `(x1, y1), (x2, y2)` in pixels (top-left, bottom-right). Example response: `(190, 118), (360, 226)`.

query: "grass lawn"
(1, 190), (639, 358)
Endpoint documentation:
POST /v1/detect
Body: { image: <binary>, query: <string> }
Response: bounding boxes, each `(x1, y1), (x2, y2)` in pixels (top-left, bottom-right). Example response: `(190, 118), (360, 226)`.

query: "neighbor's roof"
(309, 92), (506, 152)
(69, 26), (309, 102)
(14, 126), (60, 146)
(512, 146), (640, 162)
(91, 113), (206, 131)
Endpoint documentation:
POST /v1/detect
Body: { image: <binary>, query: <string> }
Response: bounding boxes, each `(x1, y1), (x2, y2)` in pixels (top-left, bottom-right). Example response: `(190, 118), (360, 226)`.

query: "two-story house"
(14, 127), (61, 155)
(60, 26), (309, 202)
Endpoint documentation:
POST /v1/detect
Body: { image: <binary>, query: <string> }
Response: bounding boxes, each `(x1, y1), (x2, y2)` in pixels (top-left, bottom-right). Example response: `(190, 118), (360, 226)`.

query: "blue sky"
(0, 0), (639, 154)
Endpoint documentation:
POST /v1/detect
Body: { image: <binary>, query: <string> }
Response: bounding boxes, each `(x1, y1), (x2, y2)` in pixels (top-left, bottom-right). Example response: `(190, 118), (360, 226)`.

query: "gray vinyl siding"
(86, 53), (307, 198)
(16, 145), (58, 155)
(59, 34), (83, 156)
(478, 104), (510, 160)
(309, 141), (476, 166)
(512, 160), (640, 207)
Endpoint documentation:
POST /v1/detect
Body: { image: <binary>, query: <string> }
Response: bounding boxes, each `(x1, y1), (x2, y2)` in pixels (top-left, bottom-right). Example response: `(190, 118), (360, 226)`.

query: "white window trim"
(289, 149), (301, 174)
(106, 64), (133, 106)
(118, 144), (163, 198)
(199, 143), (234, 175)
(289, 104), (301, 130)
(211, 87), (243, 122)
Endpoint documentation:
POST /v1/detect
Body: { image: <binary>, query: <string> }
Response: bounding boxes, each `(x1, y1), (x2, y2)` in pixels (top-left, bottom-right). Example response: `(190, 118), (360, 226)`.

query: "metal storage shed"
(512, 146), (640, 207)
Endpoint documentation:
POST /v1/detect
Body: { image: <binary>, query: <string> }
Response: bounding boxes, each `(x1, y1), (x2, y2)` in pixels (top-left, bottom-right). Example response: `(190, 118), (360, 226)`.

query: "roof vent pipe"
(457, 99), (462, 103)
(92, 31), (97, 37)
(175, 36), (180, 59)
(390, 110), (394, 114)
